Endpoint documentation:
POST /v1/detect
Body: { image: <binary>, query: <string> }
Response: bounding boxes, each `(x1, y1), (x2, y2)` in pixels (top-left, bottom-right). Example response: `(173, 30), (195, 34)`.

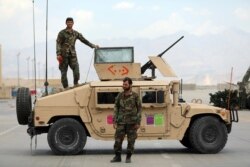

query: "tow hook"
(27, 127), (36, 137)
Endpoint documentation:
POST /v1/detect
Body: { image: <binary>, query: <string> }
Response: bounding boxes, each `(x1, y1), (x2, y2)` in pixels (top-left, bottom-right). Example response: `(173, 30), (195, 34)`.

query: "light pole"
(17, 53), (21, 87)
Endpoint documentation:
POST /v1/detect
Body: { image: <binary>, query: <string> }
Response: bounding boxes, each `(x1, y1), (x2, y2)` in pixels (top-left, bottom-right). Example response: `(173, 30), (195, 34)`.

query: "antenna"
(44, 0), (49, 95)
(85, 52), (95, 83)
(32, 0), (37, 99)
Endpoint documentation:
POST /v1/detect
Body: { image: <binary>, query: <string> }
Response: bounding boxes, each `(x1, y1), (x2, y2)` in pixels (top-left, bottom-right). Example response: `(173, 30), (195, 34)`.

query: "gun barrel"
(157, 36), (184, 57)
(141, 36), (184, 74)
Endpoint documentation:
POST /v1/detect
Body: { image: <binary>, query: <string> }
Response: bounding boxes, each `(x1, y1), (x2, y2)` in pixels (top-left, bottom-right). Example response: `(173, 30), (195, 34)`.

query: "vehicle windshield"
(95, 47), (134, 63)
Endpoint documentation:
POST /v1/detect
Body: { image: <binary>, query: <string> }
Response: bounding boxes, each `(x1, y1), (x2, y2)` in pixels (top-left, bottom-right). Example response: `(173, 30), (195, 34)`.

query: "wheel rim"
(202, 126), (217, 143)
(57, 126), (78, 146)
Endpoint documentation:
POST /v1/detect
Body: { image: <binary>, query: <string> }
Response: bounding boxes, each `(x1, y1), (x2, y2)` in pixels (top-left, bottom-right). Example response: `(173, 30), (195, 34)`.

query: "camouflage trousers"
(114, 124), (138, 154)
(59, 54), (79, 88)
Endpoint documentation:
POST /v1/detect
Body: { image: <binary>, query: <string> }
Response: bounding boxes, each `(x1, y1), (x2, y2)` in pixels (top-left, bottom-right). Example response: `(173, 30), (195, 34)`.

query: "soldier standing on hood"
(56, 17), (99, 89)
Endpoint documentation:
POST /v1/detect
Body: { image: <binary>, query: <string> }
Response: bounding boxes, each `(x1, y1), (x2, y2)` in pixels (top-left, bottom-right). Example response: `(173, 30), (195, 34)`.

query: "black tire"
(16, 87), (32, 125)
(189, 116), (228, 154)
(47, 118), (87, 155)
(180, 134), (192, 149)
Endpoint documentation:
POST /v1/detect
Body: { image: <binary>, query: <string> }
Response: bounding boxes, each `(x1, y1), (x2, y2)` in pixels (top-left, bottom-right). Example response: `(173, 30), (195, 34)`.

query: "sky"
(0, 0), (250, 85)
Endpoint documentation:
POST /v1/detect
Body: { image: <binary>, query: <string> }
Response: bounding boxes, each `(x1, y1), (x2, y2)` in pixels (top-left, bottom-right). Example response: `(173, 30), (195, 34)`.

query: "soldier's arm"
(136, 94), (142, 125)
(113, 93), (120, 124)
(77, 32), (96, 49)
(56, 32), (63, 56)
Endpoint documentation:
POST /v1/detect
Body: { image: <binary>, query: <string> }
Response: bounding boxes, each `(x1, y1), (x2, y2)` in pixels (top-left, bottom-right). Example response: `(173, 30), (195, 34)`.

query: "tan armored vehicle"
(16, 37), (238, 155)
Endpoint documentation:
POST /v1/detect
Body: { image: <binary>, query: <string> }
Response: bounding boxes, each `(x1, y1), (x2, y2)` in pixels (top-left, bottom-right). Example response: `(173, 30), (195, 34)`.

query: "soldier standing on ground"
(56, 17), (99, 89)
(111, 77), (142, 163)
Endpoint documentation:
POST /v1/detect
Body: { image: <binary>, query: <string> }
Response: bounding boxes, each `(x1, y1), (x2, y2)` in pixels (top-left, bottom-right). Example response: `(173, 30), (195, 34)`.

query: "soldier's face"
(123, 81), (131, 91)
(66, 21), (74, 29)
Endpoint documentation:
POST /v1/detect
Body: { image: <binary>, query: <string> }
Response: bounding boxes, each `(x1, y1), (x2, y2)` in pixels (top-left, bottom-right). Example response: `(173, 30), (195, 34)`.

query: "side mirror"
(157, 90), (164, 103)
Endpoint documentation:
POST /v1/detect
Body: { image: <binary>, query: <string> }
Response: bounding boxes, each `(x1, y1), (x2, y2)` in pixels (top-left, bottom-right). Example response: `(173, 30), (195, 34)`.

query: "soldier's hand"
(113, 123), (117, 129)
(57, 55), (63, 64)
(134, 124), (140, 130)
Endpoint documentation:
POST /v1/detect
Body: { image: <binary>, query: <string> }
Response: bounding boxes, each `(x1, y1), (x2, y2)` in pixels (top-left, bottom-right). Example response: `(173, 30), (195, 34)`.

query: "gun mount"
(94, 36), (184, 81)
(141, 36), (184, 78)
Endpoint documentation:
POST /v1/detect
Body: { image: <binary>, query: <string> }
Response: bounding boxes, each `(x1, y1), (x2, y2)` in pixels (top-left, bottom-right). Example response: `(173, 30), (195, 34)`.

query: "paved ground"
(0, 99), (250, 167)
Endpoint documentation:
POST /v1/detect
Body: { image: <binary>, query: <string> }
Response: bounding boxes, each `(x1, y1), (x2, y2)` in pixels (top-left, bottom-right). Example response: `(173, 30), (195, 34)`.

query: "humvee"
(16, 37), (238, 155)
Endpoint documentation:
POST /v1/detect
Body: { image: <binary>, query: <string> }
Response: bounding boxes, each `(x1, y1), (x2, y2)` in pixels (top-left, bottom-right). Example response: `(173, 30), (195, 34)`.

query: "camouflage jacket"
(114, 91), (142, 125)
(56, 28), (95, 56)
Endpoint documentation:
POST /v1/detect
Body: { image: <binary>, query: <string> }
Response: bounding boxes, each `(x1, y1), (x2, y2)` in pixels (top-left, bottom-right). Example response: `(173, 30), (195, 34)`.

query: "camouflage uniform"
(113, 91), (142, 154)
(56, 29), (96, 88)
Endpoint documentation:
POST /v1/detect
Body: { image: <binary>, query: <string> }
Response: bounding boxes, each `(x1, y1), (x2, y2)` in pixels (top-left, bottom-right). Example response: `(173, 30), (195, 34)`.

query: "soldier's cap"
(66, 17), (74, 22)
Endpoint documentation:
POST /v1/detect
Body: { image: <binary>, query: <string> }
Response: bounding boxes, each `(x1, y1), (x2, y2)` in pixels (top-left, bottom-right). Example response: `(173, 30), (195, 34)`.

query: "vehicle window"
(97, 92), (119, 104)
(95, 47), (133, 63)
(141, 91), (157, 103)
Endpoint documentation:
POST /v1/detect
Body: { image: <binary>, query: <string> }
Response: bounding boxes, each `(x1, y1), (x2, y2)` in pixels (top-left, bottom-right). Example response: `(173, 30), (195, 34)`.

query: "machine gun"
(141, 36), (184, 77)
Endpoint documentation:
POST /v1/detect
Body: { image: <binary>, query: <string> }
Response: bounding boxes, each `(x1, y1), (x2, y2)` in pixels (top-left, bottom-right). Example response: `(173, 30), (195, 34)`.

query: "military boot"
(110, 153), (121, 163)
(125, 153), (132, 163)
